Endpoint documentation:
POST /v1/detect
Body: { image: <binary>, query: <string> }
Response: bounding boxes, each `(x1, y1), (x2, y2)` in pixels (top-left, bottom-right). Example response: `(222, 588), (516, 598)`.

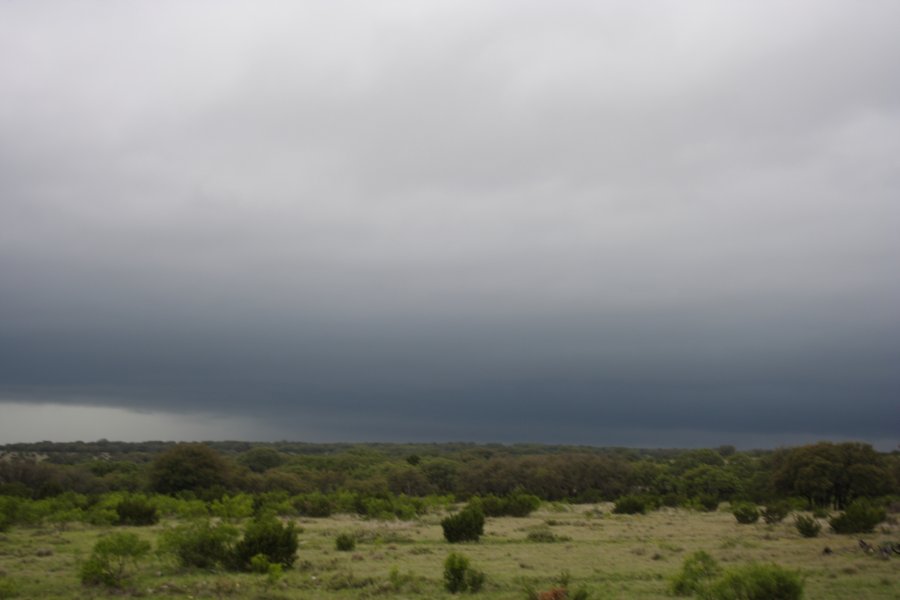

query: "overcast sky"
(1, 1), (898, 449)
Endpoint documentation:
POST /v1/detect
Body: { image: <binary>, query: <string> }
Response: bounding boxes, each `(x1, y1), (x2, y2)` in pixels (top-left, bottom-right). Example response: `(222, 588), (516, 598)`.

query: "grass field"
(0, 504), (897, 599)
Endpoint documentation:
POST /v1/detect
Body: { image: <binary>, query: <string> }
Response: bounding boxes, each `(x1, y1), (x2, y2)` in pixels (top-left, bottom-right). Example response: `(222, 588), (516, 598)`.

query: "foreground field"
(0, 504), (897, 599)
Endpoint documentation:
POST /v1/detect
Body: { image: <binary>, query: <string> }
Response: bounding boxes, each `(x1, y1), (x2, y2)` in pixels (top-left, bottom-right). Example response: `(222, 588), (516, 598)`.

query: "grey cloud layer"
(1, 1), (898, 445)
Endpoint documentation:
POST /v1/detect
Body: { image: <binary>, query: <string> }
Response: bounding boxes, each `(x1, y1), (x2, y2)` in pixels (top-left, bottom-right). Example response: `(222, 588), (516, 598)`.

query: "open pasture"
(0, 504), (897, 599)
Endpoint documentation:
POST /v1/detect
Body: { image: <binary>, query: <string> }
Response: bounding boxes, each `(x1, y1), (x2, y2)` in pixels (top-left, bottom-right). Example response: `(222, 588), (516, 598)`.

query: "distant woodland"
(1, 440), (897, 517)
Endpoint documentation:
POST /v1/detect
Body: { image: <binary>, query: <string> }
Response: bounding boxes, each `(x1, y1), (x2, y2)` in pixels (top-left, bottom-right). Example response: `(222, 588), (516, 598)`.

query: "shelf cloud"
(2, 1), (898, 447)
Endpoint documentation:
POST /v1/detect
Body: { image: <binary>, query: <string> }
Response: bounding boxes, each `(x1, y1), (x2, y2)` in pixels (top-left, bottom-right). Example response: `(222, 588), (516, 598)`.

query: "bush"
(0, 510), (12, 534)
(443, 552), (485, 593)
(700, 563), (803, 600)
(210, 494), (255, 521)
(115, 497), (159, 526)
(505, 491), (542, 517)
(660, 493), (683, 508)
(761, 503), (790, 525)
(697, 494), (720, 512)
(670, 551), (720, 596)
(0, 496), (24, 532)
(231, 516), (299, 570)
(612, 495), (646, 515)
(829, 499), (887, 534)
(160, 520), (239, 569)
(794, 515), (821, 538)
(294, 492), (334, 517)
(442, 505), (485, 543)
(80, 532), (151, 588)
(474, 491), (542, 517)
(811, 506), (830, 519)
(335, 533), (356, 551)
(732, 502), (759, 524)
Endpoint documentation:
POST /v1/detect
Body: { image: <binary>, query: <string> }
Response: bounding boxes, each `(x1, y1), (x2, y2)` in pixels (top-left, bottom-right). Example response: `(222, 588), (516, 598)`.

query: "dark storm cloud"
(1, 1), (899, 446)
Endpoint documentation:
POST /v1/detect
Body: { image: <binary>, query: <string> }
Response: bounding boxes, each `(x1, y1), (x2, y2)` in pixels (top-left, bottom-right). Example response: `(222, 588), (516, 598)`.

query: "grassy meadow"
(0, 503), (897, 599)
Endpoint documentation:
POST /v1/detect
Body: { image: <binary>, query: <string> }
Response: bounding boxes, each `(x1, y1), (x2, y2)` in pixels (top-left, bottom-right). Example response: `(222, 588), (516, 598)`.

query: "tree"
(771, 442), (891, 509)
(237, 447), (285, 473)
(150, 444), (230, 495)
(680, 465), (740, 502)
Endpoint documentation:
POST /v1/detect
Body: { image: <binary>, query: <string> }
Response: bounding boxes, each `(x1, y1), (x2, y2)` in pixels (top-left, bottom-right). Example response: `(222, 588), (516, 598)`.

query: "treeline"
(1, 441), (898, 511)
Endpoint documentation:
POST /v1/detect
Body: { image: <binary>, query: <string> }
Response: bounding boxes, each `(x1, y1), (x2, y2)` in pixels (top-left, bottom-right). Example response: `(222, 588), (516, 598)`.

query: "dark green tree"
(237, 447), (285, 473)
(149, 444), (231, 495)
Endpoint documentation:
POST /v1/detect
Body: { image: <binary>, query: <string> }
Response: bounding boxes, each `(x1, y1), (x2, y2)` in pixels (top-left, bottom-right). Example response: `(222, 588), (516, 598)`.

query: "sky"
(1, 1), (898, 449)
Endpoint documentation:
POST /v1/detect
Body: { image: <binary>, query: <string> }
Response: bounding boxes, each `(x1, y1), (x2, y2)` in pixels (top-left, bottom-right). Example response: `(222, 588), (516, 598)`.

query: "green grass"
(0, 505), (897, 598)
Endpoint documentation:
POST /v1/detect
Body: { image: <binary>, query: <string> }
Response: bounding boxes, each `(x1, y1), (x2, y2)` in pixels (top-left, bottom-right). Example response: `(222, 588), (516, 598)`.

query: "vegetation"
(231, 516), (299, 570)
(2, 440), (896, 514)
(701, 563), (804, 600)
(0, 576), (19, 599)
(0, 439), (897, 597)
(613, 495), (647, 514)
(443, 552), (485, 593)
(472, 491), (541, 517)
(442, 505), (485, 543)
(828, 499), (887, 534)
(672, 553), (803, 600)
(0, 494), (895, 598)
(335, 532), (356, 551)
(732, 502), (760, 524)
(761, 502), (790, 524)
(159, 519), (239, 569)
(149, 443), (231, 496)
(794, 514), (821, 538)
(770, 442), (892, 509)
(670, 550), (721, 596)
(115, 496), (159, 526)
(80, 532), (150, 588)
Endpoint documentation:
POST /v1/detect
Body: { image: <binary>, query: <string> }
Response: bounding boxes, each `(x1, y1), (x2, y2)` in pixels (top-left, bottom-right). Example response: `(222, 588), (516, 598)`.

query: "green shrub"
(473, 491), (541, 517)
(335, 533), (356, 551)
(160, 520), (239, 569)
(0, 497), (22, 532)
(811, 506), (830, 519)
(612, 495), (646, 515)
(0, 511), (12, 534)
(115, 497), (159, 526)
(441, 505), (485, 543)
(697, 494), (720, 512)
(761, 503), (790, 525)
(505, 491), (542, 517)
(670, 550), (720, 596)
(794, 515), (821, 538)
(443, 552), (485, 593)
(829, 499), (887, 534)
(466, 568), (486, 593)
(293, 492), (333, 517)
(231, 516), (299, 570)
(700, 563), (803, 600)
(732, 502), (759, 524)
(80, 532), (151, 588)
(660, 493), (682, 507)
(472, 495), (504, 517)
(209, 494), (255, 521)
